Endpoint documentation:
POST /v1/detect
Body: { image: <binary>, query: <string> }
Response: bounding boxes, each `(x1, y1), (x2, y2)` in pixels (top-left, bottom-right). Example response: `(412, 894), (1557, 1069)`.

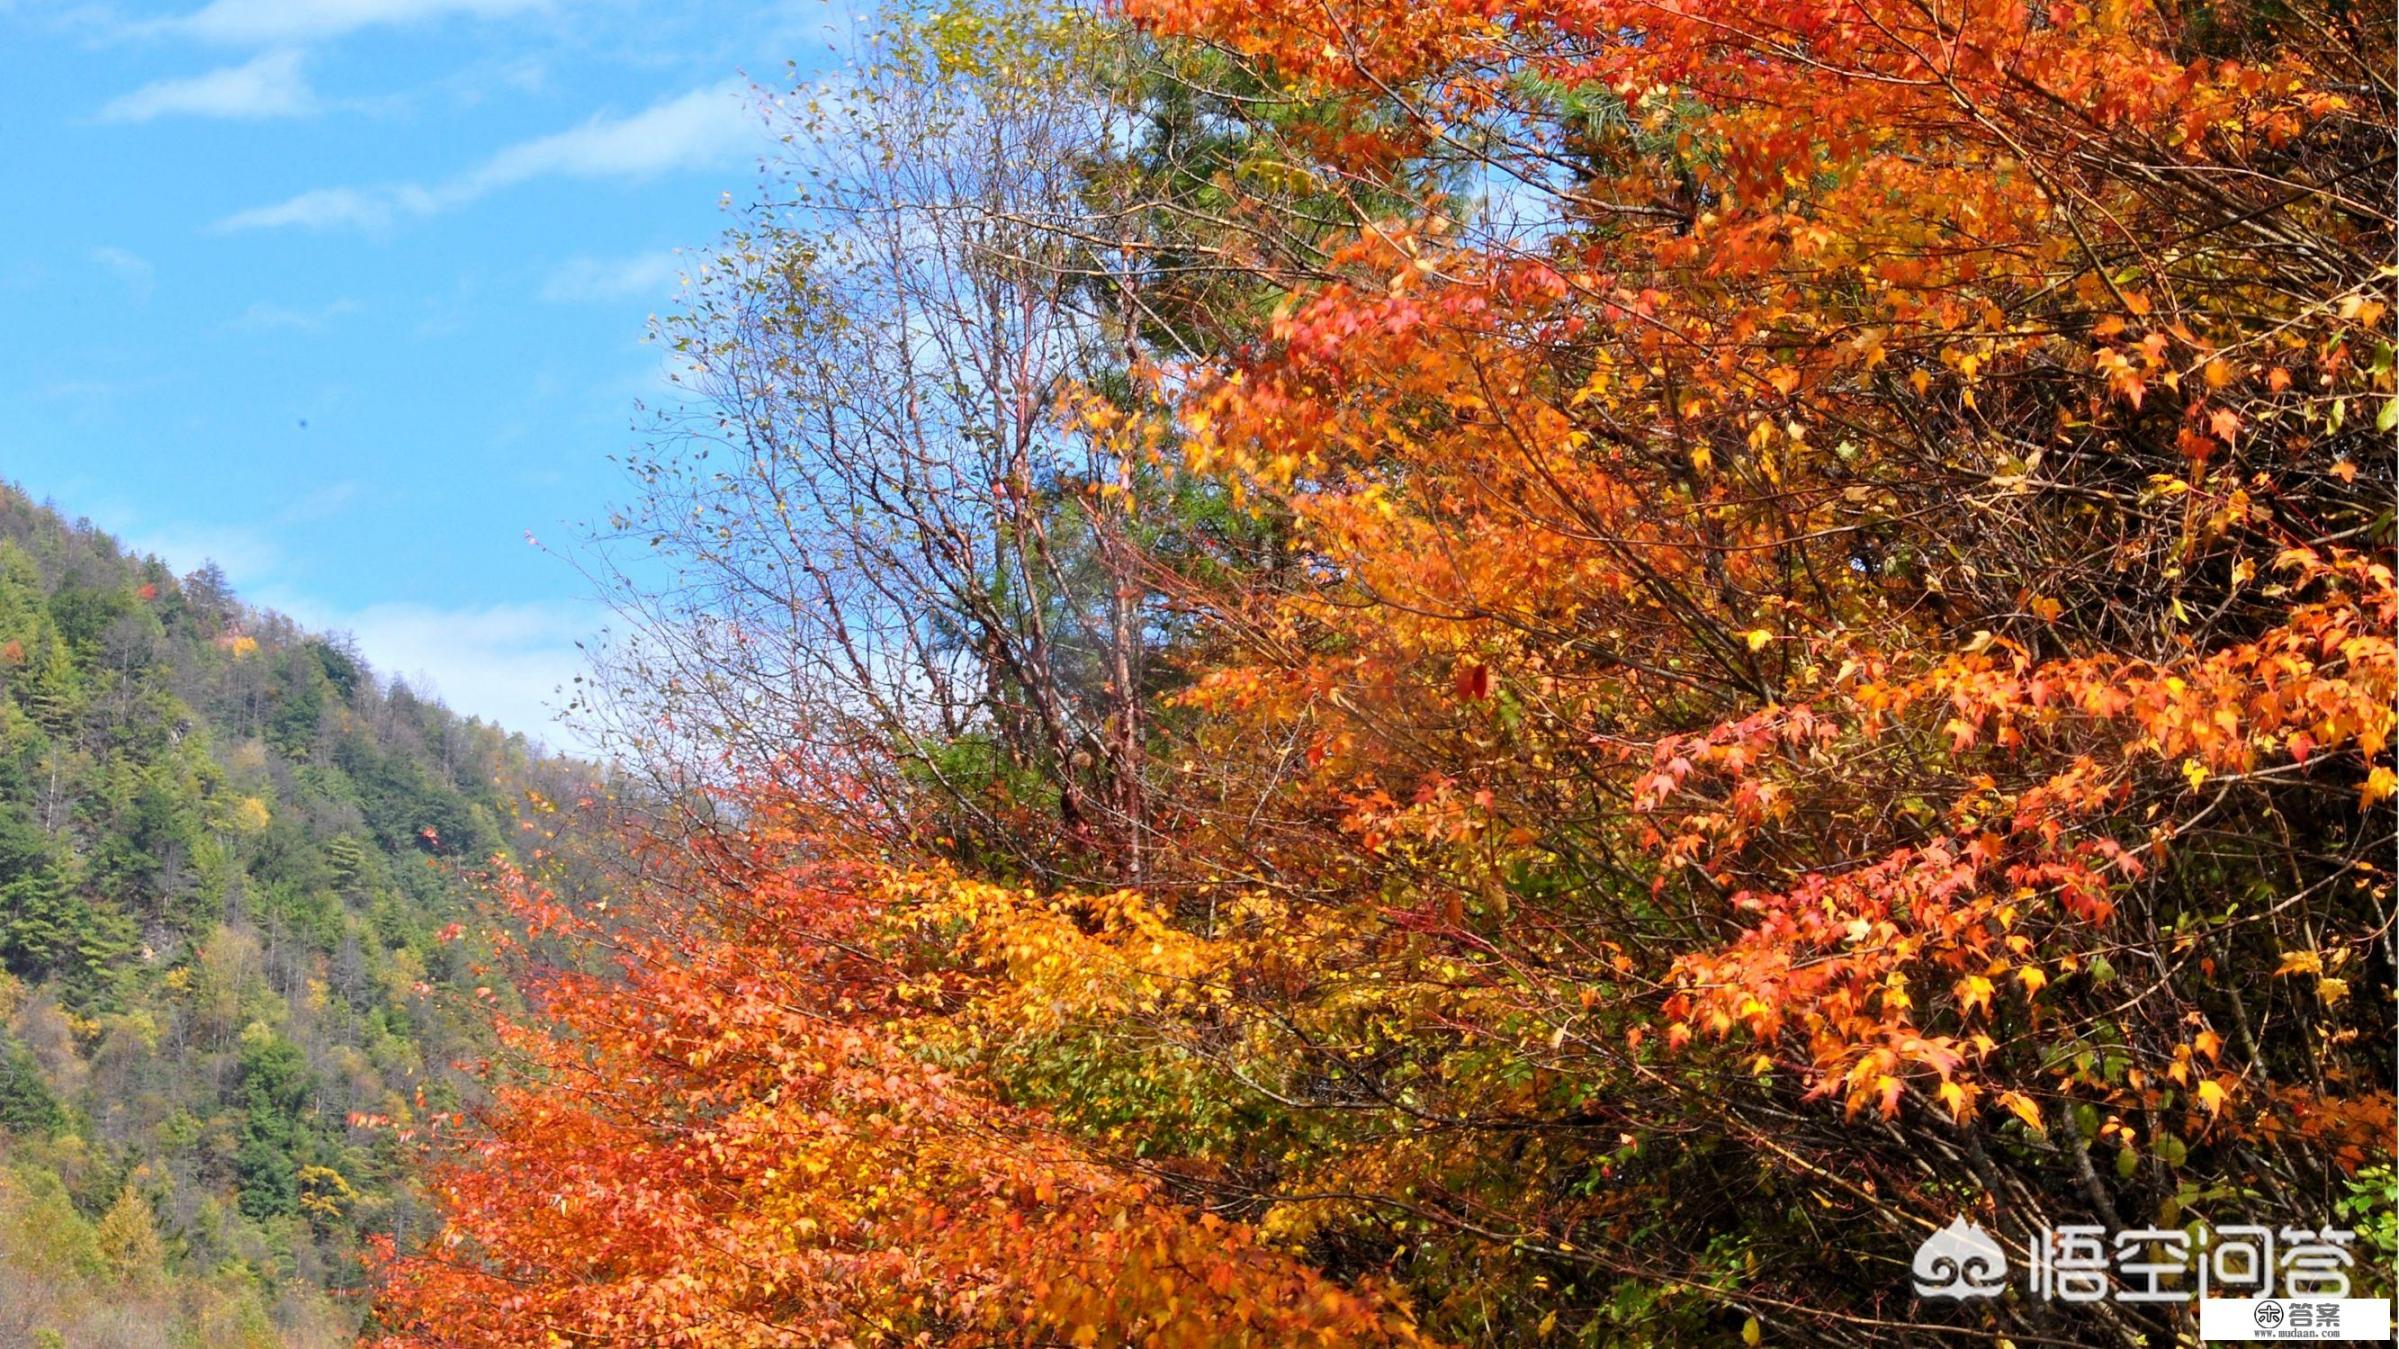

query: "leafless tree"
(583, 11), (1175, 885)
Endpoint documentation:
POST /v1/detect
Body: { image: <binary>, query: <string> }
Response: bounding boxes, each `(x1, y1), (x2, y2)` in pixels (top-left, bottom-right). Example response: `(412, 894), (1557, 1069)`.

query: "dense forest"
(357, 0), (2395, 1344)
(0, 483), (592, 1346)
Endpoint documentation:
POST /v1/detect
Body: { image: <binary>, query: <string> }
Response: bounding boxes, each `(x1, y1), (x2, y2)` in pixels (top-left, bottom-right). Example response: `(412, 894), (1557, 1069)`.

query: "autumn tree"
(368, 787), (1429, 1346)
(388, 0), (2393, 1341)
(585, 3), (1190, 886)
(1064, 0), (2397, 1337)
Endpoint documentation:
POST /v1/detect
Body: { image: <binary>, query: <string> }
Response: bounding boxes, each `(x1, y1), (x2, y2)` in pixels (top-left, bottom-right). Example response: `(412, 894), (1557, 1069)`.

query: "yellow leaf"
(1746, 628), (1774, 652)
(2017, 966), (2047, 999)
(1998, 1091), (2046, 1133)
(2195, 1078), (2228, 1117)
(2317, 977), (2350, 1007)
(1743, 1316), (1762, 1345)
(1957, 974), (1994, 1018)
(2275, 950), (2323, 977)
(226, 795), (272, 834)
(1938, 1081), (1969, 1121)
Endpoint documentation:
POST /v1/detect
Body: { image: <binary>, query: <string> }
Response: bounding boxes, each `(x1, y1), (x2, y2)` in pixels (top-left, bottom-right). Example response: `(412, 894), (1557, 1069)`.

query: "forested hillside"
(0, 484), (592, 1347)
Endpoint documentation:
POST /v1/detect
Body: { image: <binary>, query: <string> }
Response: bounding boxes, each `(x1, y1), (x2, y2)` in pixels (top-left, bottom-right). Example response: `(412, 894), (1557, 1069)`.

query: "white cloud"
(100, 48), (314, 121)
(539, 251), (688, 304)
(97, 503), (589, 743)
(216, 185), (427, 233)
(460, 82), (757, 191)
(158, 0), (553, 45)
(89, 245), (155, 299)
(271, 596), (598, 746)
(123, 522), (284, 586)
(217, 80), (760, 233)
(32, 374), (171, 402)
(227, 297), (361, 331)
(276, 481), (361, 524)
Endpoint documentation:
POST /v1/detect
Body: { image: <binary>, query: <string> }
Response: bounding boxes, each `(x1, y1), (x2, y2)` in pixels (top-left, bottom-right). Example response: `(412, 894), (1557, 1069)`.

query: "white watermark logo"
(1911, 1218), (2392, 1340)
(1912, 1217), (2009, 1299)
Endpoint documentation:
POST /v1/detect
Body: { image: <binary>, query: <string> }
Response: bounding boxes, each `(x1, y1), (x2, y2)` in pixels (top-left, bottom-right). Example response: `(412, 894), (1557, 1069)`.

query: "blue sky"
(0, 0), (854, 746)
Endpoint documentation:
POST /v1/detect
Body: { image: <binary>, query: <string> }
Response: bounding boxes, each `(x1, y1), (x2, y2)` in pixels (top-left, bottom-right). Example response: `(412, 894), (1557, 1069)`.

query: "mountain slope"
(0, 483), (594, 1347)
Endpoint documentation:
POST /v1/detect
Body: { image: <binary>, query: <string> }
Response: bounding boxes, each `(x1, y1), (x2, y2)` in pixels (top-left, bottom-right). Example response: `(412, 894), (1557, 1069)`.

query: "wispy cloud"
(100, 48), (314, 121)
(277, 481), (362, 524)
(462, 83), (758, 190)
(539, 250), (689, 304)
(33, 373), (173, 403)
(217, 185), (433, 233)
(217, 80), (761, 233)
(90, 246), (156, 299)
(107, 502), (593, 745)
(123, 521), (284, 584)
(154, 0), (556, 46)
(227, 297), (362, 331)
(265, 593), (597, 745)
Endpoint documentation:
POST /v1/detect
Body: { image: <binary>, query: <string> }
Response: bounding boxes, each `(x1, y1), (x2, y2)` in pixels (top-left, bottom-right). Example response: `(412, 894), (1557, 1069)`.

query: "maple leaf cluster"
(371, 0), (2392, 1339)
(368, 801), (1430, 1346)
